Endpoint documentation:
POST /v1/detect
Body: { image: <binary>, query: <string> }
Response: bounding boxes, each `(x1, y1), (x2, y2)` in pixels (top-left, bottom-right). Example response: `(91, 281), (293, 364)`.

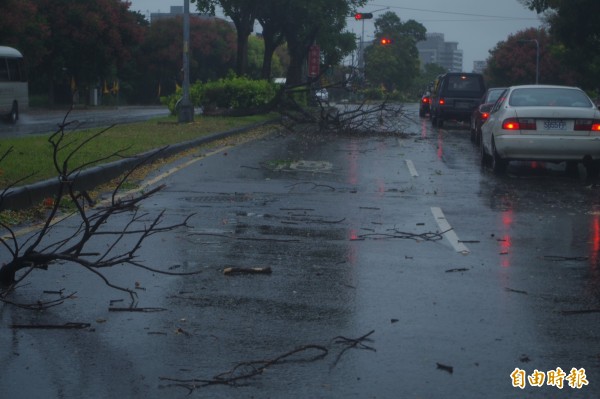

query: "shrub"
(160, 76), (278, 115)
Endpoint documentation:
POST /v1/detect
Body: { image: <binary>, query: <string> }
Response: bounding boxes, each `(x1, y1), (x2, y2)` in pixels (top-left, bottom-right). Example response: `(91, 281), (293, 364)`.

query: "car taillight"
(439, 98), (445, 105)
(422, 97), (429, 104)
(502, 118), (536, 130)
(481, 112), (490, 120)
(574, 119), (600, 131)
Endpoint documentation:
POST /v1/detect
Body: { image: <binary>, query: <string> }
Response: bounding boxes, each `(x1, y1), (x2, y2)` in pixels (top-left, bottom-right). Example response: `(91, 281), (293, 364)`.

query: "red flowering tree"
(484, 28), (576, 87)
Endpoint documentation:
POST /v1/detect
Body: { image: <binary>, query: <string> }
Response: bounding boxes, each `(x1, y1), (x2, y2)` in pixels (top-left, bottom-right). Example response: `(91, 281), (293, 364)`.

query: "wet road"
(0, 106), (170, 136)
(1, 104), (600, 398)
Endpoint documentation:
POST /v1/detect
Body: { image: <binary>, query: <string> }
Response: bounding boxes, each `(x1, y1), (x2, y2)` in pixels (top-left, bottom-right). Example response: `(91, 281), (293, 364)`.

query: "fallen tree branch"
(160, 330), (377, 393)
(560, 308), (600, 315)
(159, 344), (328, 392)
(223, 267), (272, 275)
(542, 255), (588, 262)
(10, 322), (91, 330)
(0, 291), (77, 310)
(436, 362), (454, 374)
(286, 182), (336, 191)
(330, 330), (376, 368)
(108, 307), (168, 312)
(354, 230), (445, 242)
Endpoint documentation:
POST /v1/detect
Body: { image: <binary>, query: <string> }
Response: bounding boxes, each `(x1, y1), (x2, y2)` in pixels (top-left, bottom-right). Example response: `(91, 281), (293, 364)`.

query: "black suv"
(429, 72), (486, 128)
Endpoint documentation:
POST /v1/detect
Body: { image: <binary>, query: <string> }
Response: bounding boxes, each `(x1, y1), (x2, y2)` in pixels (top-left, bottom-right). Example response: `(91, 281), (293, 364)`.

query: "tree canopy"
(485, 27), (575, 87)
(194, 0), (258, 76)
(517, 0), (600, 90)
(363, 12), (426, 92)
(194, 0), (366, 84)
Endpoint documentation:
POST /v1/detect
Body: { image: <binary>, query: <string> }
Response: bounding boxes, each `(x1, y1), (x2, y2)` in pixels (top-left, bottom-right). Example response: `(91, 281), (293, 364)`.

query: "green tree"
(194, 0), (365, 84)
(136, 15), (236, 103)
(246, 35), (284, 80)
(194, 0), (258, 76)
(256, 0), (286, 80)
(484, 27), (576, 87)
(410, 63), (446, 98)
(279, 0), (366, 86)
(0, 0), (49, 72)
(518, 0), (556, 13)
(363, 12), (426, 92)
(22, 0), (145, 104)
(519, 0), (600, 89)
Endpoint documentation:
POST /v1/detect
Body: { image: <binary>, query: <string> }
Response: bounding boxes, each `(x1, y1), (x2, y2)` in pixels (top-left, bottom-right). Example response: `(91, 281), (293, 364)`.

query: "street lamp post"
(519, 39), (539, 84)
(178, 0), (194, 123)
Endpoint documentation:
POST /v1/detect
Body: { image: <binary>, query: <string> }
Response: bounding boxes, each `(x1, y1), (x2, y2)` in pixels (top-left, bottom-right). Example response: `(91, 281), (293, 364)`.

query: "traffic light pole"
(359, 18), (365, 75)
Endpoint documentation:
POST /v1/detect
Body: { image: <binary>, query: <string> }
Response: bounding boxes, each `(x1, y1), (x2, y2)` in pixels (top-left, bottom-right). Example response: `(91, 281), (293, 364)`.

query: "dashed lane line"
(405, 160), (419, 177)
(431, 206), (470, 255)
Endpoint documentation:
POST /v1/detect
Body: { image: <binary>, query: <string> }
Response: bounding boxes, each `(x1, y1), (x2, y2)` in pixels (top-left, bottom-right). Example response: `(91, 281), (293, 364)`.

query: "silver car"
(480, 85), (600, 176)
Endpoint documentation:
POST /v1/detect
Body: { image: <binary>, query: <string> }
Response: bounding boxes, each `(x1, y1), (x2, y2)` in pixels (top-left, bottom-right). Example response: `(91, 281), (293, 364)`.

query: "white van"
(0, 46), (28, 123)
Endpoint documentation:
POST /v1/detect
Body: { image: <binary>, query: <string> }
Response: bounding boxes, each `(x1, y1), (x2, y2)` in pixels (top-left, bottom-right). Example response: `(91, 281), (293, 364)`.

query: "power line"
(368, 3), (539, 20)
(417, 18), (536, 23)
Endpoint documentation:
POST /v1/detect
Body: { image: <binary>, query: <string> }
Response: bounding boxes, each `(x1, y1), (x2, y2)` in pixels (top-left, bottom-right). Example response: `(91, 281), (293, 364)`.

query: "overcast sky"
(128, 0), (542, 71)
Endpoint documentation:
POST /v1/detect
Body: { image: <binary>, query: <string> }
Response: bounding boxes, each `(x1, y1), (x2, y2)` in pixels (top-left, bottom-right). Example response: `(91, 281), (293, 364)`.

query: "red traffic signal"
(354, 12), (373, 20)
(380, 37), (392, 45)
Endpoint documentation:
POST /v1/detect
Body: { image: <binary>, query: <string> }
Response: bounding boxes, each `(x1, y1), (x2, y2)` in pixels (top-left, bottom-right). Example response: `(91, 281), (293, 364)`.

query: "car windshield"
(508, 87), (593, 108)
(446, 75), (482, 92)
(485, 89), (504, 103)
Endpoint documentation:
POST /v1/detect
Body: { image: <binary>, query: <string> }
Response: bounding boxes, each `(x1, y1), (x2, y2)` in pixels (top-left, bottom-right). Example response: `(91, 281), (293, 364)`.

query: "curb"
(3, 120), (276, 210)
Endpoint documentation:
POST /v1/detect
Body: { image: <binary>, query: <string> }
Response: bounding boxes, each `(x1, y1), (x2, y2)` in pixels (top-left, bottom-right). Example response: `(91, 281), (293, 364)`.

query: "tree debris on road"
(223, 266), (273, 275)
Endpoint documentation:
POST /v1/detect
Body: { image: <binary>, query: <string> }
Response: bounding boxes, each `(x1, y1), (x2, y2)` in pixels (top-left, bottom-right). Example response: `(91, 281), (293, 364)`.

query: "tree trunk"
(285, 45), (309, 86)
(261, 39), (276, 80)
(236, 30), (250, 76)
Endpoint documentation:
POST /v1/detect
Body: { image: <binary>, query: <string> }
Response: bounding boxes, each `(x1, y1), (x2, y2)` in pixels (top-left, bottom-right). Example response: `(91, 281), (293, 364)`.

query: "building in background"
(417, 33), (463, 72)
(150, 6), (186, 23)
(472, 60), (487, 74)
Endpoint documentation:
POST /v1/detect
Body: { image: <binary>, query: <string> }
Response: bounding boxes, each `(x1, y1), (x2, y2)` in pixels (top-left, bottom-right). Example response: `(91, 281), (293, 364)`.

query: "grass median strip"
(0, 114), (278, 227)
(0, 113), (277, 187)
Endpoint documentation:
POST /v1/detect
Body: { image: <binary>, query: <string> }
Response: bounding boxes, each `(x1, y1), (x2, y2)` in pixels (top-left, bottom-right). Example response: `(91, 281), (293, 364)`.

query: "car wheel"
(565, 161), (578, 176)
(419, 109), (425, 117)
(8, 102), (18, 124)
(480, 137), (490, 167)
(585, 160), (600, 178)
(470, 124), (476, 142)
(491, 139), (508, 174)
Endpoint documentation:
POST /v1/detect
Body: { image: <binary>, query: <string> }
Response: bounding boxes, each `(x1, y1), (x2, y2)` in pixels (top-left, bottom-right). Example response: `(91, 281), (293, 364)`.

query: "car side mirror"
(480, 104), (493, 112)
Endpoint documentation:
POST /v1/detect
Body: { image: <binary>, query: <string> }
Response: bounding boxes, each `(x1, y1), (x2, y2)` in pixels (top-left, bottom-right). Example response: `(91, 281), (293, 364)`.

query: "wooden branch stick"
(10, 322), (90, 329)
(223, 267), (272, 276)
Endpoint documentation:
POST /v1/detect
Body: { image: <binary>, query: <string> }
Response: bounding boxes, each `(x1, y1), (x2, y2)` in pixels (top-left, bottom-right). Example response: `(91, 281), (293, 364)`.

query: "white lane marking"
(405, 160), (419, 177)
(431, 207), (470, 255)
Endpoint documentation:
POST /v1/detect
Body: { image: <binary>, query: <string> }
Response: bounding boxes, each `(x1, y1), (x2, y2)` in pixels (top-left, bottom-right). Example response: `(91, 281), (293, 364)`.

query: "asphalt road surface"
(1, 104), (599, 398)
(0, 106), (170, 136)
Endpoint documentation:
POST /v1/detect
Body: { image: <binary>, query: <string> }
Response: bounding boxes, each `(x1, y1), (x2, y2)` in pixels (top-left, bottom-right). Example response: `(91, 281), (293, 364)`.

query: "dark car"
(419, 92), (431, 117)
(429, 72), (486, 128)
(470, 87), (506, 144)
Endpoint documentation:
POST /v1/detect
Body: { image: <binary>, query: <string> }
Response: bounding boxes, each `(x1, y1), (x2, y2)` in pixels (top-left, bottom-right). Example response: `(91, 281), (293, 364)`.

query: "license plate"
(543, 119), (566, 130)
(455, 101), (470, 109)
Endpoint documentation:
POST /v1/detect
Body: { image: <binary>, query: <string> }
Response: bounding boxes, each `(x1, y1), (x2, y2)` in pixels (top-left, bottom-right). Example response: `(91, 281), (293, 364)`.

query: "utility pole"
(178, 0), (194, 123)
(519, 39), (540, 84)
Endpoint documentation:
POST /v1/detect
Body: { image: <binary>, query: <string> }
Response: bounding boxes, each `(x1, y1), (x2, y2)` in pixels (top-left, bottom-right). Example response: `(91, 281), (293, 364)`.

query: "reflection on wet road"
(1, 104), (600, 398)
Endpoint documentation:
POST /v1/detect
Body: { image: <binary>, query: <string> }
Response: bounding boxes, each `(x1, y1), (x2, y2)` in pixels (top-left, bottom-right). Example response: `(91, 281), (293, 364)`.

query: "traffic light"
(380, 37), (392, 45)
(354, 12), (373, 20)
